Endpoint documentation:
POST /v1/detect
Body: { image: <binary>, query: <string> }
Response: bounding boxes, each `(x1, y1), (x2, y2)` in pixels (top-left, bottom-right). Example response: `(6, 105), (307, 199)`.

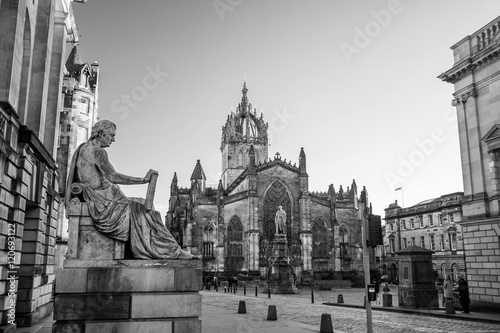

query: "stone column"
(43, 8), (67, 156)
(26, 0), (56, 141)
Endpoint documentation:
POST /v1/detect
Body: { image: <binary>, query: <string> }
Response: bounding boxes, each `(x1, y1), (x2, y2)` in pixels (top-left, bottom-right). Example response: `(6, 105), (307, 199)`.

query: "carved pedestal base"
(53, 259), (202, 333)
(267, 235), (298, 294)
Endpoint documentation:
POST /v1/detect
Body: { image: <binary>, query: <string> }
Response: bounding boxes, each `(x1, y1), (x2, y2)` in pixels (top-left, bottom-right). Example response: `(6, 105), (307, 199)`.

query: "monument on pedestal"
(53, 120), (202, 333)
(267, 206), (298, 294)
(396, 245), (438, 309)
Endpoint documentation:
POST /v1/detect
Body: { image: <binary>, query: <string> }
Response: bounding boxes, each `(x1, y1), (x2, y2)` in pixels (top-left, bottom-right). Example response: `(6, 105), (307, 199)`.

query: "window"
(77, 126), (88, 146)
(410, 218), (415, 229)
(452, 264), (459, 282)
(428, 214), (434, 226)
(449, 232), (457, 250)
(389, 235), (395, 253)
(440, 234), (445, 251)
(411, 237), (415, 246)
(339, 224), (349, 258)
(430, 234), (435, 251)
(449, 213), (454, 223)
(390, 222), (394, 231)
(227, 216), (243, 257)
(403, 238), (407, 248)
(420, 236), (425, 248)
(203, 221), (216, 258)
(439, 214), (443, 225)
(313, 219), (328, 258)
(80, 97), (90, 115)
(401, 220), (406, 230)
(419, 215), (424, 228)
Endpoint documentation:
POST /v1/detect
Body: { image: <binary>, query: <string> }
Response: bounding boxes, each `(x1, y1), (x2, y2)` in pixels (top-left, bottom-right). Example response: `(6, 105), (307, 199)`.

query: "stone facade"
(383, 193), (465, 284)
(0, 0), (82, 327)
(438, 16), (500, 311)
(55, 45), (99, 269)
(166, 83), (376, 286)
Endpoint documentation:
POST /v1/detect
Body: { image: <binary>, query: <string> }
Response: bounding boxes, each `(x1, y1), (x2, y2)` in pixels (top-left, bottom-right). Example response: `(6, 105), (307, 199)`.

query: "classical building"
(438, 15), (500, 311)
(0, 0), (84, 327)
(55, 45), (99, 268)
(166, 83), (376, 286)
(383, 193), (465, 283)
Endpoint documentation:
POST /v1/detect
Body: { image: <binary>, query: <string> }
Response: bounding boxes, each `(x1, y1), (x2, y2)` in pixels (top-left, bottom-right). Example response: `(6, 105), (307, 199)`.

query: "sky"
(72, 0), (500, 219)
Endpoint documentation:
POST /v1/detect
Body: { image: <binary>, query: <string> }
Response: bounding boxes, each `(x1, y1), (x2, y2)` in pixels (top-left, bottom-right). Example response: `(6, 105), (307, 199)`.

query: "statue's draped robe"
(66, 144), (192, 259)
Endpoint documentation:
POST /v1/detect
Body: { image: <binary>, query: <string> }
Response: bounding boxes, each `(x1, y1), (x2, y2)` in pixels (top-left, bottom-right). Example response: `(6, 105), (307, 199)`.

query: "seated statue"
(65, 119), (198, 259)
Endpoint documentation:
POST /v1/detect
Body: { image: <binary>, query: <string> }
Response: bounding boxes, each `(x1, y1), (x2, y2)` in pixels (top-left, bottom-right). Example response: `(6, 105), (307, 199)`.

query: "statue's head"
(90, 119), (116, 148)
(278, 205), (282, 210)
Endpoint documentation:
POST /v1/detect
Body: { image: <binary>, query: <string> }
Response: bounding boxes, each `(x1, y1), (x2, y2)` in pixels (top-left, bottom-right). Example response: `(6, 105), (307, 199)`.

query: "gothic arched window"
(339, 224), (350, 258)
(313, 218), (328, 258)
(227, 216), (243, 257)
(202, 220), (216, 258)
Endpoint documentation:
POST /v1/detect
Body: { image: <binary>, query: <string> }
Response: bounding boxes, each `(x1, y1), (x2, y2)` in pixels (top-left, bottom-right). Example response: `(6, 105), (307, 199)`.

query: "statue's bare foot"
(191, 254), (202, 260)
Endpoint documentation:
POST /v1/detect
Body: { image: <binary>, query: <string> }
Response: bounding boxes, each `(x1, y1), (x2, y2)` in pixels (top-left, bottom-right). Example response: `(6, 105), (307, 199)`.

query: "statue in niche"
(66, 119), (199, 259)
(275, 206), (287, 236)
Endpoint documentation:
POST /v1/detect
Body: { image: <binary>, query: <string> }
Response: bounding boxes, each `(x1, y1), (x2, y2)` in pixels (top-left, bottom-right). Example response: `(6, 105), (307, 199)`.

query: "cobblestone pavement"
(201, 289), (500, 333)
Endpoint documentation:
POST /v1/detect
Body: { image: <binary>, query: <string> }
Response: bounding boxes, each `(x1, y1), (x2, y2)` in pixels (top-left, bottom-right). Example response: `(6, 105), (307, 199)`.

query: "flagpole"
(401, 187), (404, 208)
(395, 187), (404, 208)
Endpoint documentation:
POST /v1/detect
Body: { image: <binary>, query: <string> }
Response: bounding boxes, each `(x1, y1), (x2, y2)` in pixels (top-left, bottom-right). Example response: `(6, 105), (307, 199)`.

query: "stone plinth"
(53, 259), (202, 333)
(66, 200), (125, 260)
(53, 201), (202, 332)
(267, 235), (297, 294)
(396, 246), (438, 309)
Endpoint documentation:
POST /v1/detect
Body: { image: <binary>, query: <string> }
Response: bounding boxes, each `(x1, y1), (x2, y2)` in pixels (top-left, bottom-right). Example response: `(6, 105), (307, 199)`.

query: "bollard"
(337, 294), (344, 304)
(255, 285), (258, 297)
(224, 286), (226, 293)
(311, 287), (314, 304)
(238, 300), (247, 314)
(445, 299), (456, 314)
(244, 285), (246, 296)
(267, 305), (277, 321)
(234, 286), (236, 294)
(319, 313), (334, 333)
(268, 287), (271, 298)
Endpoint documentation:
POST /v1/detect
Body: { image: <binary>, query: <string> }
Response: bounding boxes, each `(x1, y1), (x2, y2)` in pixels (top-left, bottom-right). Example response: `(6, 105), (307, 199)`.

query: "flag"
(395, 187), (402, 191)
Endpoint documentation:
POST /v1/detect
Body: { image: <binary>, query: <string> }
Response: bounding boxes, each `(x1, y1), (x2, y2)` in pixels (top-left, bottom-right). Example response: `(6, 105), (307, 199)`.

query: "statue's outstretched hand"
(144, 169), (159, 183)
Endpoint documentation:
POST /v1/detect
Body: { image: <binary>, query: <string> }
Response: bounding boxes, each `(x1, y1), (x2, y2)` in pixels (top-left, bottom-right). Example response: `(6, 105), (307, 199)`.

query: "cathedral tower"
(220, 82), (268, 188)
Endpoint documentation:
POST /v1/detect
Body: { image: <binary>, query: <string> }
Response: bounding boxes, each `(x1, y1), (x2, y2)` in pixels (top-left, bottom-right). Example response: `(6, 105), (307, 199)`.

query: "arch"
(338, 223), (350, 259)
(227, 216), (243, 242)
(225, 215), (244, 273)
(451, 263), (459, 283)
(262, 180), (293, 240)
(312, 217), (328, 258)
(441, 263), (447, 280)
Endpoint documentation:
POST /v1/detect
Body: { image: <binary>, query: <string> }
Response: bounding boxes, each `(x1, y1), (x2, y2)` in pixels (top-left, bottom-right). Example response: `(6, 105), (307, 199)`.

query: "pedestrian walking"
(443, 275), (454, 304)
(457, 276), (471, 314)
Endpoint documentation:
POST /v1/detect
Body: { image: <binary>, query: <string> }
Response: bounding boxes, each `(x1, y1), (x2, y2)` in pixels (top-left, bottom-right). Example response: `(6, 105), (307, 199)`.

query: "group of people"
(443, 275), (471, 313)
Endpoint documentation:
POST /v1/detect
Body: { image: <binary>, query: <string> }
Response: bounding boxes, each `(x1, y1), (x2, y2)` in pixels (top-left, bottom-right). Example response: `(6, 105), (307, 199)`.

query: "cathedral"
(166, 82), (373, 286)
